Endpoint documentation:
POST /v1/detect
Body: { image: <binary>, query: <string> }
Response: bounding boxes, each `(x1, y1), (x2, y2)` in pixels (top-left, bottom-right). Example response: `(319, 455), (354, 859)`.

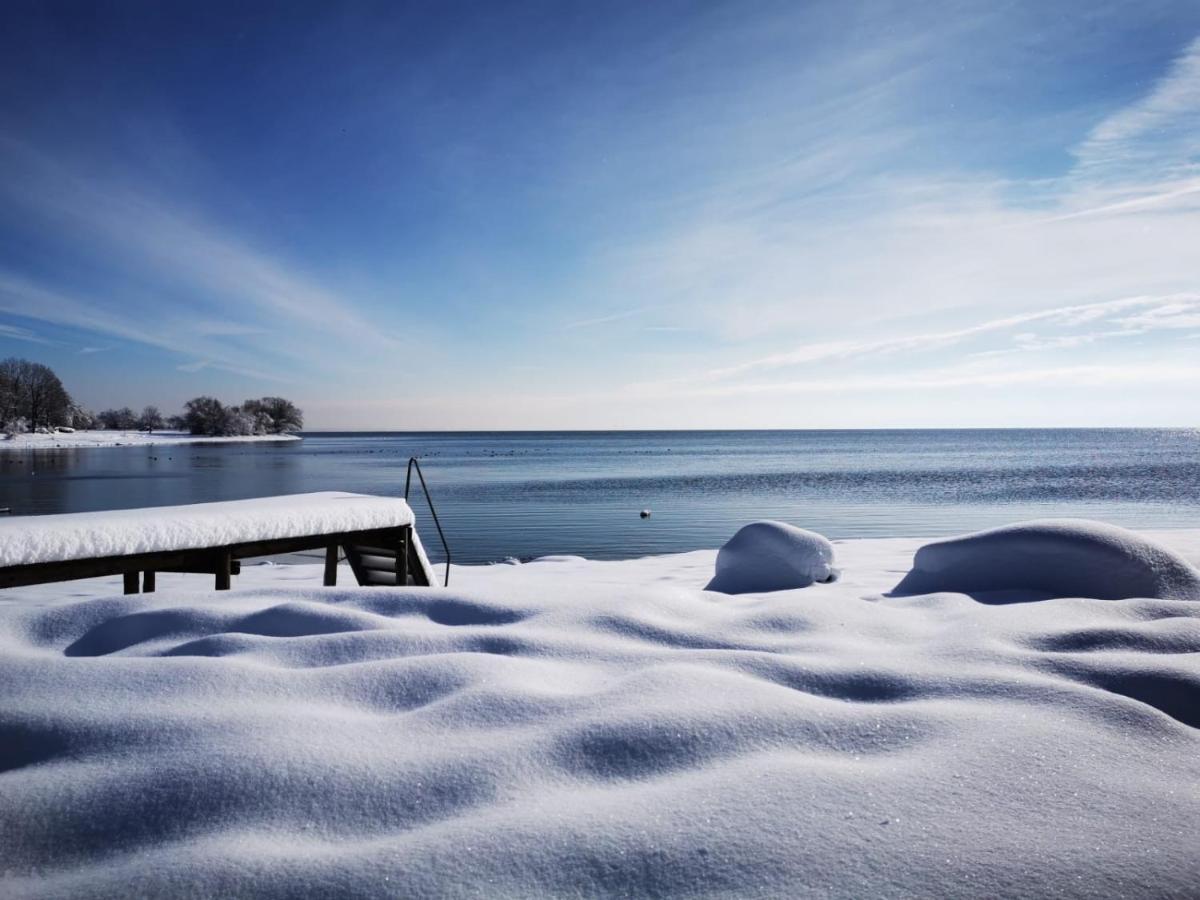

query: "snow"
(0, 429), (301, 451)
(1, 526), (1199, 897)
(893, 518), (1200, 601)
(705, 520), (838, 593)
(0, 492), (420, 568)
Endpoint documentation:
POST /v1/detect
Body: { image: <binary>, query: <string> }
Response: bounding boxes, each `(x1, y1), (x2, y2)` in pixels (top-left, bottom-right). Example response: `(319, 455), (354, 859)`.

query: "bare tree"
(138, 406), (165, 433)
(98, 407), (138, 430)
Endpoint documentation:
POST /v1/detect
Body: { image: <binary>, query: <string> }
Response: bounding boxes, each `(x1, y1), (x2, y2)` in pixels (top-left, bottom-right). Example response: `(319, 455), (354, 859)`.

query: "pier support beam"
(214, 552), (232, 591)
(324, 544), (339, 586)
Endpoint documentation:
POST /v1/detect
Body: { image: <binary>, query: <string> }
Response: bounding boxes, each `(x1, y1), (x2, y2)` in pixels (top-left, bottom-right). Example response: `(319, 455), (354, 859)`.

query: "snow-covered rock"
(705, 520), (837, 594)
(893, 519), (1200, 601)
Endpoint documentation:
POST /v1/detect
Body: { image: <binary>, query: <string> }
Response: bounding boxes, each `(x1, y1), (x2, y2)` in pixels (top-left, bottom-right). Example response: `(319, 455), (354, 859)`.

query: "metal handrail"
(405, 456), (451, 587)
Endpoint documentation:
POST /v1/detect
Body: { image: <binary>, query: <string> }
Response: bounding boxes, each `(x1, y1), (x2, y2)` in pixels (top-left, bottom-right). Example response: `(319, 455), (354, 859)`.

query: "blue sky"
(1, 0), (1199, 428)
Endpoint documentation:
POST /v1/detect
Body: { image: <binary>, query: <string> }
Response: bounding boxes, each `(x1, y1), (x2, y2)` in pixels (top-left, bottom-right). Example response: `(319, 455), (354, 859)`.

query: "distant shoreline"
(0, 430), (302, 451)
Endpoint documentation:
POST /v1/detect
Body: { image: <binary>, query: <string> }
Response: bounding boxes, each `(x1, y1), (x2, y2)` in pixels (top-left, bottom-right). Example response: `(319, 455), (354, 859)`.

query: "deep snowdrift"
(1, 532), (1199, 898)
(892, 519), (1200, 601)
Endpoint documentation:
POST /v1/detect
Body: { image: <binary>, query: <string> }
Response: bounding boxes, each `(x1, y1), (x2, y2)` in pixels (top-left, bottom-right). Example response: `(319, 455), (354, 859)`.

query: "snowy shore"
(2, 530), (1199, 897)
(0, 429), (302, 451)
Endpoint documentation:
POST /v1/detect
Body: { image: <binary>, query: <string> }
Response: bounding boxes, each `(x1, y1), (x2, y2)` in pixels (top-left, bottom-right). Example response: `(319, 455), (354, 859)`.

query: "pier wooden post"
(143, 570), (156, 593)
(398, 527), (410, 586)
(215, 551), (232, 591)
(123, 571), (139, 594)
(324, 544), (338, 586)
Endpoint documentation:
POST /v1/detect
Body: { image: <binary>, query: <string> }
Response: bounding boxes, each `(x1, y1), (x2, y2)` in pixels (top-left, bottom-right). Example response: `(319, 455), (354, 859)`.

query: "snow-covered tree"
(68, 404), (98, 430)
(0, 358), (73, 430)
(183, 396), (231, 436)
(242, 397), (303, 434)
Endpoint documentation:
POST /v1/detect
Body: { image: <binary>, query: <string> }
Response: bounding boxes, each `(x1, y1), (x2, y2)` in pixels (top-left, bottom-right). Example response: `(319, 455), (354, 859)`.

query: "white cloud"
(700, 294), (1199, 381)
(1115, 299), (1200, 331)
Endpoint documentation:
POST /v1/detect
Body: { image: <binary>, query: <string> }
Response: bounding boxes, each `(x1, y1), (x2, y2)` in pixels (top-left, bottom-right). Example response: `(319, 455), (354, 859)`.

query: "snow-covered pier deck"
(0, 492), (435, 592)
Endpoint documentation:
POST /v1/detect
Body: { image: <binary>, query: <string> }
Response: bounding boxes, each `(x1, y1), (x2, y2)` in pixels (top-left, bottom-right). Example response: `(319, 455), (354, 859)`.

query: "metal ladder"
(342, 456), (452, 588)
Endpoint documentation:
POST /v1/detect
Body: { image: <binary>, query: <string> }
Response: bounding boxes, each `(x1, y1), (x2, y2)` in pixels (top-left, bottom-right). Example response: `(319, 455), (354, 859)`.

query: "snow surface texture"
(2, 529), (1199, 898)
(0, 493), (426, 575)
(893, 519), (1200, 602)
(0, 430), (301, 451)
(706, 520), (837, 594)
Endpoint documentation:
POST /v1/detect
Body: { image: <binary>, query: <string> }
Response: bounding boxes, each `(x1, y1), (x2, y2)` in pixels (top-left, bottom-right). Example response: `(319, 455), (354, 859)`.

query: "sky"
(1, 0), (1199, 429)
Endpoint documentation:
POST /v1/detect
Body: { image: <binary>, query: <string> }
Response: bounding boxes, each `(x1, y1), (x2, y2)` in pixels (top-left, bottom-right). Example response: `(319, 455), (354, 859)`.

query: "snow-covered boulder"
(705, 521), (837, 594)
(893, 519), (1200, 601)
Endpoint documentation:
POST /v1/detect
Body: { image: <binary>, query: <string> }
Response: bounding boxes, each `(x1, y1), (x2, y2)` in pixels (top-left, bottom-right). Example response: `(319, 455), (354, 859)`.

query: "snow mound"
(705, 521), (837, 594)
(893, 519), (1200, 601)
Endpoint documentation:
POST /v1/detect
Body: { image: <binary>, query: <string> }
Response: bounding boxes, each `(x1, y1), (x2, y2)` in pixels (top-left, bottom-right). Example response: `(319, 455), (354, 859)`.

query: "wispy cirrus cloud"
(0, 138), (411, 378)
(563, 307), (648, 330)
(569, 26), (1200, 430)
(0, 271), (286, 382)
(0, 321), (48, 345)
(655, 361), (1200, 400)
(700, 294), (1200, 381)
(1073, 35), (1200, 179)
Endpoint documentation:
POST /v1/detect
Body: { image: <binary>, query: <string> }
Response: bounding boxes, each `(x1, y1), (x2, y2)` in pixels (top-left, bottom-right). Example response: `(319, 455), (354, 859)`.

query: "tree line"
(1, 357), (302, 437)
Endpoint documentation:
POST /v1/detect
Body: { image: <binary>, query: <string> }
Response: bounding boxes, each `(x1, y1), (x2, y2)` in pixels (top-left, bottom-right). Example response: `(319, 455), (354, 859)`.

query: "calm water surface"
(3, 430), (1199, 564)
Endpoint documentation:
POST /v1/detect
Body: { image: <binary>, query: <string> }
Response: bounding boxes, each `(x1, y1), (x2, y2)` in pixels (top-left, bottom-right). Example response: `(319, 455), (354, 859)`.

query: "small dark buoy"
(640, 509), (651, 519)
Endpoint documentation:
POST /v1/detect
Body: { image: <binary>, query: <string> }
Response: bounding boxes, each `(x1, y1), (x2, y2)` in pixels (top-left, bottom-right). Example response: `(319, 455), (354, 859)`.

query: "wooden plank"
(223, 528), (405, 562)
(350, 546), (397, 559)
(0, 550), (198, 589)
(157, 561), (242, 575)
(360, 570), (397, 585)
(324, 544), (338, 586)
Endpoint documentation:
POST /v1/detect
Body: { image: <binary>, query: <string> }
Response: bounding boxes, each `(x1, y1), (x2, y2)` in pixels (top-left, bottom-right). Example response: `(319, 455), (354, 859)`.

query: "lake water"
(3, 429), (1200, 564)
